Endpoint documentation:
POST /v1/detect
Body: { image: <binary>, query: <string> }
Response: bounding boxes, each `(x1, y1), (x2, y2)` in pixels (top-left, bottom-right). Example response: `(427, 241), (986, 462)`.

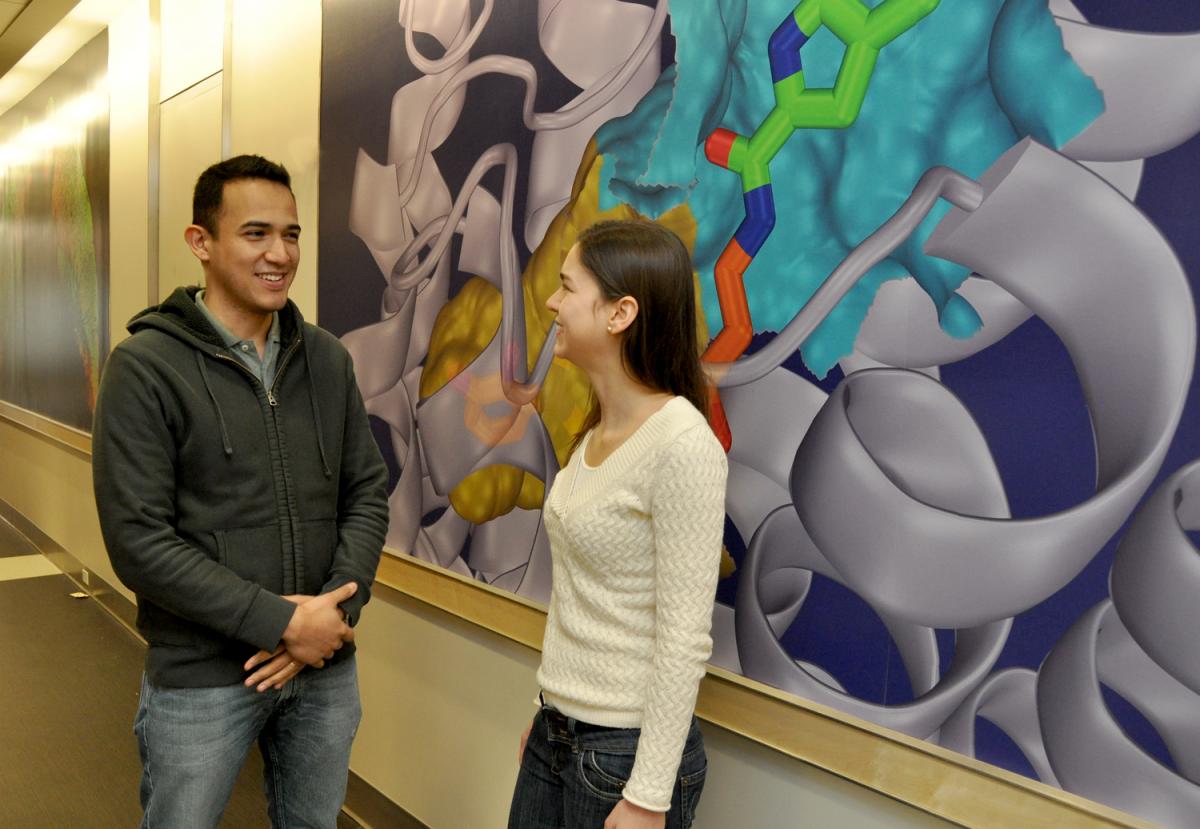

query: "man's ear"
(184, 224), (212, 262)
(609, 295), (639, 334)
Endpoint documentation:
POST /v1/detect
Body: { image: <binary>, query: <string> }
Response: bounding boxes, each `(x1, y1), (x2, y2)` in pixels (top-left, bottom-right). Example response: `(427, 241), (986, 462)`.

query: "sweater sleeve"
(621, 424), (728, 811)
(320, 351), (390, 625)
(92, 346), (296, 651)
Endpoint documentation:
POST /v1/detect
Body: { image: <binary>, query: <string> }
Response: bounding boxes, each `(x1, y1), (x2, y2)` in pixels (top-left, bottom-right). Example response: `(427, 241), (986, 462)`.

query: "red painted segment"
(708, 388), (732, 452)
(705, 128), (738, 169)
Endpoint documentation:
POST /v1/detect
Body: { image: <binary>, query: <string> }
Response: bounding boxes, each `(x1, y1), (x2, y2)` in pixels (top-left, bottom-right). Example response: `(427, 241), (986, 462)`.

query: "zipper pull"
(267, 389), (278, 407)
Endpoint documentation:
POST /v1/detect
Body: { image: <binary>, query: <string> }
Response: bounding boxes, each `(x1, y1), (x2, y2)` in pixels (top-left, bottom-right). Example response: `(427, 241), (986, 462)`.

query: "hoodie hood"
(128, 285), (303, 353)
(127, 286), (328, 474)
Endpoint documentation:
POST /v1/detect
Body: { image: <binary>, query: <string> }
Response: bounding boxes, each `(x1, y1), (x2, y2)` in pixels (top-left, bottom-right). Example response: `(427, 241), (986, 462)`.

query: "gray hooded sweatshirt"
(93, 286), (389, 687)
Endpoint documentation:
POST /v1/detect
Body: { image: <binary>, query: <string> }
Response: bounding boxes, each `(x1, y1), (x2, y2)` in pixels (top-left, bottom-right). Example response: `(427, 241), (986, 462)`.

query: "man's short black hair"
(192, 154), (292, 235)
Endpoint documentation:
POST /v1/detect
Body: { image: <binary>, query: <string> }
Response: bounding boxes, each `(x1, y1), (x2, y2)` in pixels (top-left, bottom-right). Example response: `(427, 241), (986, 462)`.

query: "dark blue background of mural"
(319, 0), (1200, 784)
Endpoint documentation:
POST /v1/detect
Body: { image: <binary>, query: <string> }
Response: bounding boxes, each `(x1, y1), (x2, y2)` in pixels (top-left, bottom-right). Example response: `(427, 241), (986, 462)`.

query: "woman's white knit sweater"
(538, 396), (728, 812)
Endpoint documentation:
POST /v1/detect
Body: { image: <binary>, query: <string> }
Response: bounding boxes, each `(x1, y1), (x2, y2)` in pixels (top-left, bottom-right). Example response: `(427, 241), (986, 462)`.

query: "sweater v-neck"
(583, 394), (679, 467)
(556, 396), (687, 514)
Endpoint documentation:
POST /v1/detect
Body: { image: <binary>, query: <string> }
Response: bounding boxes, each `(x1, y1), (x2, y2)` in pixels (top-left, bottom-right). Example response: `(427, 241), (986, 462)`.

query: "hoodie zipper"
(267, 340), (300, 406)
(211, 337), (303, 593)
(212, 338), (301, 405)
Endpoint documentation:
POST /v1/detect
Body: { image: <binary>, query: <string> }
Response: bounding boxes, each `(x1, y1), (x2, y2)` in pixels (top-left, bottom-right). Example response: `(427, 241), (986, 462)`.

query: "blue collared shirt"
(195, 290), (282, 389)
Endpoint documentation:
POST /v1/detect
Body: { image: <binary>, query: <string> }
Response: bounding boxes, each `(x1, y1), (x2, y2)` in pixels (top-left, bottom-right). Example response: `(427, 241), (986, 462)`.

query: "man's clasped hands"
(242, 581), (358, 692)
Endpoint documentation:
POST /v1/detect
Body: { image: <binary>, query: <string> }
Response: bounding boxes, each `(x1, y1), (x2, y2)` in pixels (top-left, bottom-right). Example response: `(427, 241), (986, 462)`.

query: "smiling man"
(92, 155), (389, 828)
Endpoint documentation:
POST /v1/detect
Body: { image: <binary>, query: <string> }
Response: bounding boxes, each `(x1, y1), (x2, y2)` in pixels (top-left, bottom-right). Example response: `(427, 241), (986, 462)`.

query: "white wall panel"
(158, 0), (222, 101)
(157, 71), (220, 299)
(229, 0), (320, 319)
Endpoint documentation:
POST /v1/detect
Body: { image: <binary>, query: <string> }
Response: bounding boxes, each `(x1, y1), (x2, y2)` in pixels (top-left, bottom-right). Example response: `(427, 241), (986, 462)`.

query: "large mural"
(318, 2), (1200, 825)
(0, 32), (109, 432)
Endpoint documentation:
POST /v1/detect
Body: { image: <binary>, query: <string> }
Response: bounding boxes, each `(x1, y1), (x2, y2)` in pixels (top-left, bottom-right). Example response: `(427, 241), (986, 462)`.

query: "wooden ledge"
(376, 551), (1153, 829)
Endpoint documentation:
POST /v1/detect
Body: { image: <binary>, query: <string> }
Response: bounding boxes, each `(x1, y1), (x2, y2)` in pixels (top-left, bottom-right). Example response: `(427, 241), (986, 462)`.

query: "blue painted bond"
(735, 184), (777, 256)
(769, 13), (808, 82)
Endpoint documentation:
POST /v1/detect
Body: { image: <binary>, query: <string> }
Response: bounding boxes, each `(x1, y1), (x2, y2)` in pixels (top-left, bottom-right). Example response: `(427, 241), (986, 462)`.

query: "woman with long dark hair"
(508, 220), (728, 829)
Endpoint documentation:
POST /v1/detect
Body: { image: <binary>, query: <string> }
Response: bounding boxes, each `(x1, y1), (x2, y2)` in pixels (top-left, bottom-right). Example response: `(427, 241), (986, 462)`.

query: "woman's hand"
(604, 799), (666, 829)
(517, 718), (533, 765)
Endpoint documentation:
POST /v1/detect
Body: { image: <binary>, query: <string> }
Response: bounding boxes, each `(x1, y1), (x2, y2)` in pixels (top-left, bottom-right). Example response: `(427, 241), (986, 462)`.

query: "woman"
(508, 220), (728, 829)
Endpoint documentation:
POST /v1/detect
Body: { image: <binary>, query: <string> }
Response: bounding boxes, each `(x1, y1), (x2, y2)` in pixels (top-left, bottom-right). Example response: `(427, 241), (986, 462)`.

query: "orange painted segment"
(703, 238), (755, 363)
(702, 238), (757, 453)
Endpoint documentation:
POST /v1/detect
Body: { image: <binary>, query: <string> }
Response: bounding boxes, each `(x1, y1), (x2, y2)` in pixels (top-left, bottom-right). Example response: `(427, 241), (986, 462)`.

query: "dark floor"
(0, 518), (359, 828)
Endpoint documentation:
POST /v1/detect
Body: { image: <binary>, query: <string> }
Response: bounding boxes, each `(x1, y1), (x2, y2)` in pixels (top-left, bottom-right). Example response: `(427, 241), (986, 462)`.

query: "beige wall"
(228, 0), (321, 320)
(353, 591), (954, 829)
(108, 0), (152, 342)
(0, 3), (956, 827)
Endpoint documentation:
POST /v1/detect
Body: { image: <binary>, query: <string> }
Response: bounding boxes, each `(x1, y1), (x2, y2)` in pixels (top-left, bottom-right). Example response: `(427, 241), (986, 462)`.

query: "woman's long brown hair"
(569, 220), (710, 452)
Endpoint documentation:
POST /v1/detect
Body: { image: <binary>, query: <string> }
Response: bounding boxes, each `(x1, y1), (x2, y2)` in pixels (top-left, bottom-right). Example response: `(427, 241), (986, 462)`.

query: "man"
(93, 155), (389, 828)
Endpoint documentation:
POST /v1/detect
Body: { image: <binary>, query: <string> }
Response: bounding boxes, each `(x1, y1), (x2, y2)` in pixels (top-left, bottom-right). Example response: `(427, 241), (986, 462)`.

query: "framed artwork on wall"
(318, 2), (1200, 825)
(0, 31), (109, 438)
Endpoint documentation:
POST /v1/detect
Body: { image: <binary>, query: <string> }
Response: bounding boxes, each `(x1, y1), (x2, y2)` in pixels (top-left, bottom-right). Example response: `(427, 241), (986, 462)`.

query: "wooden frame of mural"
(376, 552), (1151, 829)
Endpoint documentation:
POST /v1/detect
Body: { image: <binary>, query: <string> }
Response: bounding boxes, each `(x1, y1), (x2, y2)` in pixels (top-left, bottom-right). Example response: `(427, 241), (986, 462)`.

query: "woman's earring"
(607, 324), (613, 334)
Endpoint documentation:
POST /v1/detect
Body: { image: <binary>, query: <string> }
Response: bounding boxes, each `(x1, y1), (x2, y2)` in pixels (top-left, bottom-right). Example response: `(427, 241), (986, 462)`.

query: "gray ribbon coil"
(792, 139), (1195, 629)
(1038, 601), (1200, 828)
(1111, 459), (1200, 696)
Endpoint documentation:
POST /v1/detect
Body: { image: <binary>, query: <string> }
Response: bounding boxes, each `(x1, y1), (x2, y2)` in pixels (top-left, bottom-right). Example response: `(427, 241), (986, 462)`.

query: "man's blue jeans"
(133, 656), (361, 829)
(508, 707), (708, 829)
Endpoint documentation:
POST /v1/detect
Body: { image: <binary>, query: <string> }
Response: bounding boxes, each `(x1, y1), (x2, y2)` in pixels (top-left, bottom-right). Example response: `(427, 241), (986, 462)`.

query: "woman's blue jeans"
(132, 656), (361, 829)
(508, 707), (708, 829)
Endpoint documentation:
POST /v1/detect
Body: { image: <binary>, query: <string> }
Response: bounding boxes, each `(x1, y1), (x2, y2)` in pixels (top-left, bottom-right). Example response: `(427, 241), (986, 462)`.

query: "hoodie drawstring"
(302, 335), (333, 478)
(194, 333), (331, 476)
(196, 352), (234, 456)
